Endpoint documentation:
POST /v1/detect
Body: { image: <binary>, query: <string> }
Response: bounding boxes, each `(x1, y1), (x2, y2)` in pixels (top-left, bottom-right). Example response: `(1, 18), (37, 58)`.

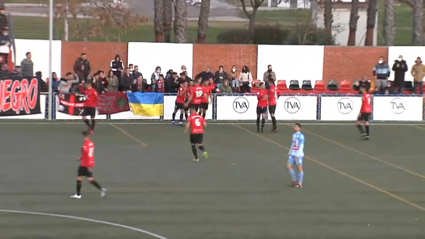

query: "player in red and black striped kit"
(356, 86), (372, 140)
(256, 83), (268, 133)
(268, 79), (278, 132)
(81, 82), (99, 134)
(70, 131), (106, 199)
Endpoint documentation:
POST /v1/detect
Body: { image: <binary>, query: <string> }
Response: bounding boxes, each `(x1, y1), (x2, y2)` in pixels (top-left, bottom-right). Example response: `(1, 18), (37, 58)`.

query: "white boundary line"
(0, 121), (425, 126)
(0, 209), (169, 239)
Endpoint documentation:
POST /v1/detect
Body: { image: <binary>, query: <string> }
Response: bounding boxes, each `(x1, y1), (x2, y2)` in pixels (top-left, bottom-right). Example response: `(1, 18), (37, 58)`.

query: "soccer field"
(0, 121), (425, 238)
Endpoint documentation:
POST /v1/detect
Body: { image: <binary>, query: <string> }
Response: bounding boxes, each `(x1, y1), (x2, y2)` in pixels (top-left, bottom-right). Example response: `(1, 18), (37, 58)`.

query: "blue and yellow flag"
(127, 92), (164, 116)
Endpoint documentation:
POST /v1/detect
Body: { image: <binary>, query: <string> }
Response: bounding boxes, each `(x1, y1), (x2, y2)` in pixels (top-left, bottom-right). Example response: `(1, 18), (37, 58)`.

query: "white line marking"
(0, 209), (168, 239)
(0, 121), (424, 126)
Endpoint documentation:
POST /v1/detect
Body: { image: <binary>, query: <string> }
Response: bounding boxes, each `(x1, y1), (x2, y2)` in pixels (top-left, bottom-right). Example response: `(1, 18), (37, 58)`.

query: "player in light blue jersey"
(287, 123), (305, 188)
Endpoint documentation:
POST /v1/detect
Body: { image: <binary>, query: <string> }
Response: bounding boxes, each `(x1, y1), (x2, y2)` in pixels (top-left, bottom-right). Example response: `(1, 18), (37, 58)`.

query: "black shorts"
(268, 105), (276, 114)
(77, 166), (93, 177)
(175, 102), (185, 110)
(190, 104), (200, 111)
(201, 103), (209, 110)
(357, 113), (370, 121)
(82, 107), (96, 118)
(190, 133), (203, 144)
(257, 106), (267, 115)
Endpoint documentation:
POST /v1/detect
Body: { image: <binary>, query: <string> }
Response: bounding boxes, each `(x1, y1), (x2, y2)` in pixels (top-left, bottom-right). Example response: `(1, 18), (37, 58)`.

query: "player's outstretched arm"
(184, 122), (191, 133)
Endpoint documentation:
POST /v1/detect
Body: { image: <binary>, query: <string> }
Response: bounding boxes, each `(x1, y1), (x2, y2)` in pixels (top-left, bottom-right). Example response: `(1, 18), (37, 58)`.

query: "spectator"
(372, 56), (391, 93)
(91, 73), (105, 93)
(208, 77), (217, 93)
(132, 75), (144, 93)
(196, 66), (214, 81)
(110, 54), (124, 84)
(263, 64), (276, 89)
(150, 66), (161, 91)
(165, 71), (177, 93)
(0, 27), (10, 66)
(392, 55), (408, 94)
(21, 52), (33, 80)
(353, 75), (371, 93)
(9, 66), (21, 80)
(229, 65), (239, 92)
(214, 65), (228, 89)
(411, 57), (425, 94)
(120, 67), (133, 92)
(106, 70), (119, 92)
(220, 79), (232, 93)
(35, 71), (48, 92)
(0, 3), (8, 32)
(132, 65), (142, 79)
(73, 53), (91, 81)
(181, 65), (187, 72)
(129, 64), (134, 74)
(58, 72), (79, 93)
(98, 70), (108, 89)
(51, 72), (61, 92)
(238, 65), (253, 93)
(156, 74), (165, 92)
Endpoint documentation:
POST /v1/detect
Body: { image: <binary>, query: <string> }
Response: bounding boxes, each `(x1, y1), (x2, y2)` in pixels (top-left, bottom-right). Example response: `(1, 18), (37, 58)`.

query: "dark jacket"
(196, 71), (214, 81)
(120, 73), (133, 91)
(73, 57), (91, 80)
(132, 81), (144, 93)
(392, 60), (408, 86)
(110, 55), (124, 78)
(353, 80), (371, 93)
(0, 13), (8, 32)
(91, 78), (105, 93)
(165, 75), (176, 93)
(214, 71), (228, 84)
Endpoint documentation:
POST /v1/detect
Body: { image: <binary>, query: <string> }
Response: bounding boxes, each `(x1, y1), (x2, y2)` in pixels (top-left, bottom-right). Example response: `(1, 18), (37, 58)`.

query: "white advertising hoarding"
(109, 96), (212, 120)
(0, 95), (46, 119)
(275, 96), (317, 120)
(216, 95), (258, 120)
(320, 96), (362, 121)
(373, 96), (423, 121)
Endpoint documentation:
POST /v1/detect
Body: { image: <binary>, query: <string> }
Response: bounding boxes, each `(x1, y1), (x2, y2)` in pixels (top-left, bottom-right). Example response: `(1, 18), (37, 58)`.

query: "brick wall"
(323, 47), (389, 83)
(192, 44), (258, 79)
(61, 42), (128, 76)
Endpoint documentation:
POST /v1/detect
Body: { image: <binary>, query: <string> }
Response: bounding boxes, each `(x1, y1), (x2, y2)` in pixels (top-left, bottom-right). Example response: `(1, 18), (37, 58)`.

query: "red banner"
(98, 92), (129, 114)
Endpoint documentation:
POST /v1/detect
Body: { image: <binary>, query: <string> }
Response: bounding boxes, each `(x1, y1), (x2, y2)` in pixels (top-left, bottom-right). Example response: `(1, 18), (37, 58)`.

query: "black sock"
(90, 180), (102, 190)
(198, 145), (205, 151)
(84, 119), (90, 127)
(76, 180), (82, 195)
(179, 113), (183, 122)
(365, 125), (370, 136)
(91, 119), (96, 130)
(191, 145), (198, 158)
(172, 112), (176, 121)
(256, 117), (260, 130)
(271, 117), (276, 128)
(357, 124), (364, 134)
(261, 118), (265, 130)
(184, 113), (188, 120)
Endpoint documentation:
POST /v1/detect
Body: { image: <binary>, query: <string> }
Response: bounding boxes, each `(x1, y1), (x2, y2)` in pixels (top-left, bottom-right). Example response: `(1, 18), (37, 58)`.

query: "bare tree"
(240, 0), (265, 41)
(323, 0), (332, 31)
(384, 0), (396, 46)
(55, 0), (144, 42)
(347, 0), (359, 46)
(174, 0), (188, 43)
(364, 0), (378, 46)
(290, 0), (297, 8)
(412, 0), (423, 45)
(163, 0), (173, 42)
(154, 0), (164, 42)
(197, 0), (211, 43)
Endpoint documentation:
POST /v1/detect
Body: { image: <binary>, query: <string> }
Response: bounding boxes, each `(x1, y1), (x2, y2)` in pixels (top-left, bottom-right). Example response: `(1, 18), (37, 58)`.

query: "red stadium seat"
(277, 80), (288, 91)
(340, 80), (351, 91)
(314, 80), (326, 91)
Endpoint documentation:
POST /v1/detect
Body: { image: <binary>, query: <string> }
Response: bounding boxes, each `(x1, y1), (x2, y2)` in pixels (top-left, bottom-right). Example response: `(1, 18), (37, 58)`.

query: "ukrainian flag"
(127, 92), (164, 116)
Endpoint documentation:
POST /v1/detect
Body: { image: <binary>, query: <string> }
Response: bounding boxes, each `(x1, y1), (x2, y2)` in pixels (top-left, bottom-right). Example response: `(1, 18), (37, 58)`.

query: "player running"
(172, 81), (188, 126)
(186, 80), (204, 113)
(81, 81), (99, 134)
(185, 107), (209, 162)
(268, 78), (278, 132)
(70, 131), (106, 199)
(356, 85), (372, 140)
(200, 79), (212, 119)
(256, 83), (268, 133)
(287, 123), (305, 188)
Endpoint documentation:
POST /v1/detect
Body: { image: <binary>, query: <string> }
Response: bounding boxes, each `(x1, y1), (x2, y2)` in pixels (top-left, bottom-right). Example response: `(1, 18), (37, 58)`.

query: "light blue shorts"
(288, 155), (303, 166)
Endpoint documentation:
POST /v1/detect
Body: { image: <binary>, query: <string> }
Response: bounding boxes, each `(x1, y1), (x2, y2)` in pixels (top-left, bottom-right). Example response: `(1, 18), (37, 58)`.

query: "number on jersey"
(194, 118), (201, 126)
(292, 139), (299, 150)
(196, 90), (203, 97)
